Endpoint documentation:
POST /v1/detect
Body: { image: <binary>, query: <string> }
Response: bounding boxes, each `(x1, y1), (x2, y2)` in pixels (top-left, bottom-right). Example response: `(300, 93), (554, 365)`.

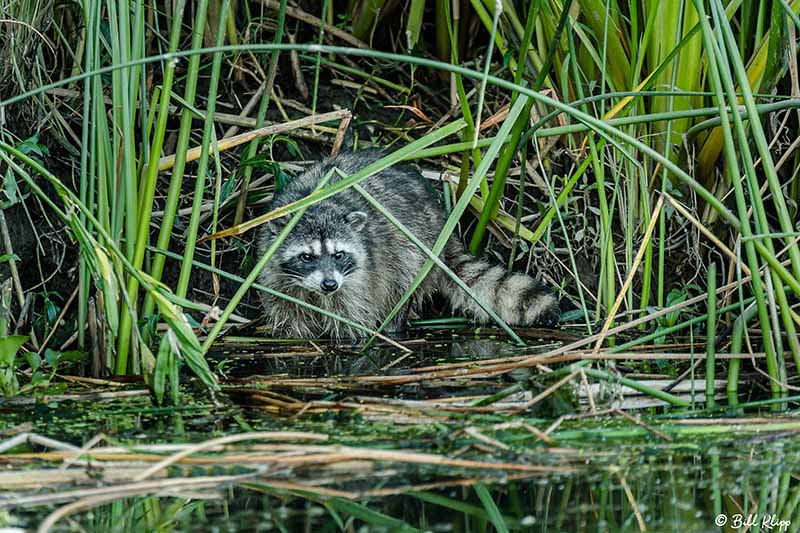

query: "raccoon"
(256, 150), (559, 339)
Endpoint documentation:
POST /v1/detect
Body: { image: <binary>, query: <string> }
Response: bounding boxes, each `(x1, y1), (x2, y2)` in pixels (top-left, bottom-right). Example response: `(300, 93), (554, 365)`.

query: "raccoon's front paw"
(384, 310), (409, 337)
(527, 294), (560, 328)
(536, 306), (560, 328)
(385, 319), (409, 337)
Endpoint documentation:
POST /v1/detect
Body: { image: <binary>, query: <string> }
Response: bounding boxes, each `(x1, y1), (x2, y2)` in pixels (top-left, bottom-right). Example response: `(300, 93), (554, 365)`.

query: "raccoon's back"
(273, 150), (446, 245)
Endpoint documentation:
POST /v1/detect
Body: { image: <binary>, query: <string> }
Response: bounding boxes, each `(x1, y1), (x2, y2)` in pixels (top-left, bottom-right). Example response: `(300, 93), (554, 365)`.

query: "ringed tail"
(447, 253), (559, 327)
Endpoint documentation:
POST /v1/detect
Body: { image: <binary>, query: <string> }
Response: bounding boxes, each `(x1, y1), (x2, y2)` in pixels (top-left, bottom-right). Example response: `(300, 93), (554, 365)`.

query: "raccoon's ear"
(346, 211), (367, 232)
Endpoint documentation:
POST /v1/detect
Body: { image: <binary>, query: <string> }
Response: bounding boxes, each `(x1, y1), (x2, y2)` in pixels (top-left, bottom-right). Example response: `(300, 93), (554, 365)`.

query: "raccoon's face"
(275, 210), (367, 295)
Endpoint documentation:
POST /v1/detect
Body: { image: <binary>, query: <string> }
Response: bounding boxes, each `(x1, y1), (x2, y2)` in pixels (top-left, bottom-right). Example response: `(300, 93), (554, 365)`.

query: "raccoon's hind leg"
(445, 252), (559, 327)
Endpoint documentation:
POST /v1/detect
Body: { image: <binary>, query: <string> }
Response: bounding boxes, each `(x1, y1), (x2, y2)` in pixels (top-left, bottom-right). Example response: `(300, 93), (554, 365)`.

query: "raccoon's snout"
(320, 278), (339, 293)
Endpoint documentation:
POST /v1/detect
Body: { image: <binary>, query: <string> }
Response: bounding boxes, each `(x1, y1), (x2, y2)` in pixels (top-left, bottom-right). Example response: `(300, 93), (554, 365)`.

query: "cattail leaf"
(148, 289), (218, 392)
(93, 246), (120, 336)
(0, 335), (27, 397)
(406, 0), (425, 50)
(152, 335), (171, 405)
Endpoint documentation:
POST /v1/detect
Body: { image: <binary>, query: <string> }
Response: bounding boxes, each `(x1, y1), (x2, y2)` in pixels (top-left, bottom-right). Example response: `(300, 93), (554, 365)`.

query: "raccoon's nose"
(320, 279), (339, 293)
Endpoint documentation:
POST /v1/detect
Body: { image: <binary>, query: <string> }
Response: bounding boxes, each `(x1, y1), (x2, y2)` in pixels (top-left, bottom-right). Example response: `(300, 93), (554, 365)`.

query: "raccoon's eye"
(333, 251), (345, 260)
(299, 253), (314, 262)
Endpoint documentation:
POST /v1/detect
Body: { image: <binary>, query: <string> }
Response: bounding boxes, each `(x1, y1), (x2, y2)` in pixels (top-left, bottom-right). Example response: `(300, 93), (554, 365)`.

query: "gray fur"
(257, 150), (559, 339)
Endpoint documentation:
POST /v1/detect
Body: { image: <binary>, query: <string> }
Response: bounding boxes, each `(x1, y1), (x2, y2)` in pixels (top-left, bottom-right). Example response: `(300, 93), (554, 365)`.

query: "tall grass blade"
(142, 0), (213, 318)
(115, 0), (188, 374)
(176, 0), (231, 299)
(368, 94), (530, 347)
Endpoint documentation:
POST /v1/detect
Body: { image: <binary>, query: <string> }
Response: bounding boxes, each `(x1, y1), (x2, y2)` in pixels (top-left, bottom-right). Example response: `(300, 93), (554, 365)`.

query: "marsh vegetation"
(2, 0), (800, 530)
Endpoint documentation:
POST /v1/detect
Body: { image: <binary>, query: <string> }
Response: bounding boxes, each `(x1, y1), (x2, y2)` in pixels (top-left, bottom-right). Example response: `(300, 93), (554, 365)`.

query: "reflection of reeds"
(5, 410), (800, 530)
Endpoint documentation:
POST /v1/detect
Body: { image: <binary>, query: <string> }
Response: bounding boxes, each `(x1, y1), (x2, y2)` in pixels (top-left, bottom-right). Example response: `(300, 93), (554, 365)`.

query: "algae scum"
(2, 331), (800, 532)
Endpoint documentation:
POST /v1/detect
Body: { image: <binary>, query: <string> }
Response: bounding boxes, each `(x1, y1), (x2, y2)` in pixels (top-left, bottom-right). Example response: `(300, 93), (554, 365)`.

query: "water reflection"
(6, 439), (800, 532)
